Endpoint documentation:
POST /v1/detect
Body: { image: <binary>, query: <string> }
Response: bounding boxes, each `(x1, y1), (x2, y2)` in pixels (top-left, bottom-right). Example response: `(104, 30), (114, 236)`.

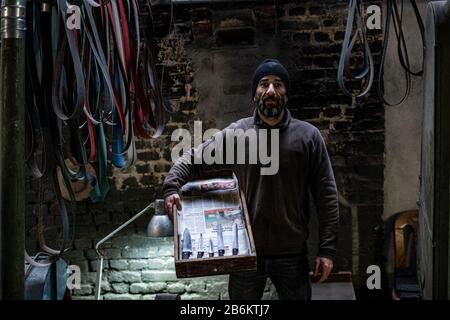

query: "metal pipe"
(0, 0), (26, 39)
(0, 0), (27, 300)
(94, 203), (153, 300)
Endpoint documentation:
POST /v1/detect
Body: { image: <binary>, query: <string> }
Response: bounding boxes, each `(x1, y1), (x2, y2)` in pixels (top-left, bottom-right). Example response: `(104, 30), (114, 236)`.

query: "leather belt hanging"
(25, 0), (166, 268)
(338, 0), (374, 98)
(25, 0), (73, 267)
(26, 0), (165, 197)
(378, 0), (424, 107)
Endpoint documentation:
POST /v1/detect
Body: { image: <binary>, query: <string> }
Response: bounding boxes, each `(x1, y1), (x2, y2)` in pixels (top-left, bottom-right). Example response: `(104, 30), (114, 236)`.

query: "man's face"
(254, 75), (288, 118)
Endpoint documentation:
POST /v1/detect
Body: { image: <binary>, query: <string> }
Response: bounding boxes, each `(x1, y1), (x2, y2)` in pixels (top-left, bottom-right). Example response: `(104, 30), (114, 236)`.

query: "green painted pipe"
(0, 0), (27, 300)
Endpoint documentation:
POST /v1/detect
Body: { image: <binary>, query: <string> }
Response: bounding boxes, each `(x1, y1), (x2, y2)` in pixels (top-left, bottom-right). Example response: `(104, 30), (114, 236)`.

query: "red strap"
(118, 0), (132, 78)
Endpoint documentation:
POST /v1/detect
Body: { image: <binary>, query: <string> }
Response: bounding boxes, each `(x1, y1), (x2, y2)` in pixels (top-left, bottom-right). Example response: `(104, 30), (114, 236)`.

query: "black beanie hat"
(251, 59), (290, 98)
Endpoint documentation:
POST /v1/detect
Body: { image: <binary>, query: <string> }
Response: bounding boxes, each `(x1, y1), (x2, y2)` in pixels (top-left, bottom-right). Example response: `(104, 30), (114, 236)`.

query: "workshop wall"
(383, 1), (425, 220)
(25, 0), (384, 300)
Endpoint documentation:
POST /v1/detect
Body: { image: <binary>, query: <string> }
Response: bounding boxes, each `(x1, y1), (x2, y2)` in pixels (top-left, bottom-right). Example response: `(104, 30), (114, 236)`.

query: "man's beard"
(255, 95), (287, 117)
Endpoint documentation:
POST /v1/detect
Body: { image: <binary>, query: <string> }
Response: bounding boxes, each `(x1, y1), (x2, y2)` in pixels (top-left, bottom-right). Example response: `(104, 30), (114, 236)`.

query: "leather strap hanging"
(26, 0), (166, 209)
(26, 1), (73, 263)
(378, 0), (424, 107)
(337, 0), (374, 98)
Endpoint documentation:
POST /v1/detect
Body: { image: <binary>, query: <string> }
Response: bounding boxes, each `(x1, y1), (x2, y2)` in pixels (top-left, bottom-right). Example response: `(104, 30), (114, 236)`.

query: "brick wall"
(25, 0), (384, 300)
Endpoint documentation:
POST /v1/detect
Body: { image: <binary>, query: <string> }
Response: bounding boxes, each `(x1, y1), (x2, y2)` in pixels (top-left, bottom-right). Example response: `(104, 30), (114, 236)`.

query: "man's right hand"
(164, 193), (182, 222)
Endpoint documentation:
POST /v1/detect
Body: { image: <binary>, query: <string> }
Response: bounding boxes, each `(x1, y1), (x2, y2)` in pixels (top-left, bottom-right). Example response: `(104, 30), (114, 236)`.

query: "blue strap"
(112, 62), (126, 168)
(337, 0), (374, 98)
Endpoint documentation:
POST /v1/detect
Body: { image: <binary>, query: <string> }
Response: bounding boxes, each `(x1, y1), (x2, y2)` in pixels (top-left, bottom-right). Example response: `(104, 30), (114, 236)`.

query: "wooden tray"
(174, 189), (257, 278)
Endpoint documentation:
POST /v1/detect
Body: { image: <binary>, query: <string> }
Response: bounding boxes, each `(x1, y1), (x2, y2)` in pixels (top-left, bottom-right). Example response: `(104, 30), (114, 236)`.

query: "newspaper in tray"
(178, 176), (251, 259)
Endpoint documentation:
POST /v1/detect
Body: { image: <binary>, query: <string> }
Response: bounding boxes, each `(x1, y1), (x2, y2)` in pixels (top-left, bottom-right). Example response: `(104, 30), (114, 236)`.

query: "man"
(163, 59), (339, 300)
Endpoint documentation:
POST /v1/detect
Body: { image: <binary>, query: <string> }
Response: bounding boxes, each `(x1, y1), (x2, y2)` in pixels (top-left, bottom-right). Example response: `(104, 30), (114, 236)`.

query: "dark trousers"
(229, 254), (311, 300)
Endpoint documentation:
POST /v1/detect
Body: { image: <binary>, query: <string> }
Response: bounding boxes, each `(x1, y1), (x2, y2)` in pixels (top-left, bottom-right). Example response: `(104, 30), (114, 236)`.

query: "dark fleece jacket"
(162, 108), (339, 259)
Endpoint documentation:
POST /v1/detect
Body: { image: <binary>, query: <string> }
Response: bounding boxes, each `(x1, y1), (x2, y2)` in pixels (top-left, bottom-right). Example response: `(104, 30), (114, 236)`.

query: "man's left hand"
(314, 257), (334, 283)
